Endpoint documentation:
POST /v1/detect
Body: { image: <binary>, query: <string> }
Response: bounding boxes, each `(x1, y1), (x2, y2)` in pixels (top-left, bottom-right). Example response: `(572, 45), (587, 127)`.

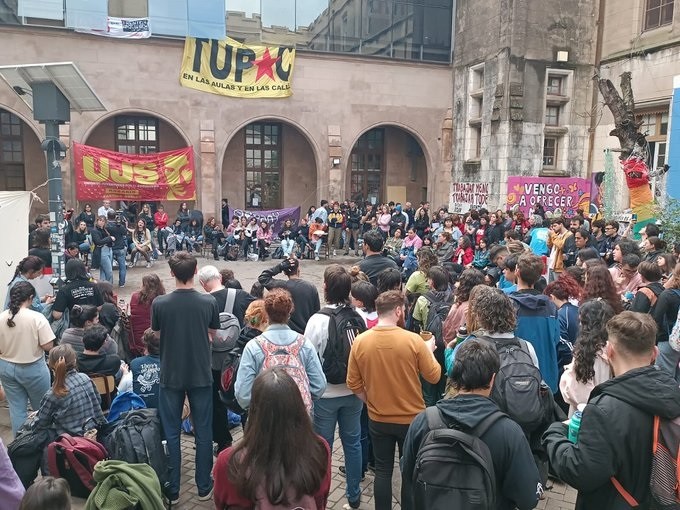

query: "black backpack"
(104, 409), (168, 489)
(318, 305), (367, 384)
(413, 407), (504, 510)
(212, 289), (241, 371)
(423, 293), (452, 362)
(477, 335), (545, 433)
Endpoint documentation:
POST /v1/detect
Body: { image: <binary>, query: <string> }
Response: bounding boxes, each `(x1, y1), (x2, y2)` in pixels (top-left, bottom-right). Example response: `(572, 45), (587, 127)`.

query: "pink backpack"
(258, 334), (313, 413)
(47, 434), (108, 498)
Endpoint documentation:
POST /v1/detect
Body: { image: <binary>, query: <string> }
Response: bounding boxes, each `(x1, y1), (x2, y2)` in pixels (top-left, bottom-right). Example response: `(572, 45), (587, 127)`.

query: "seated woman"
(214, 367), (331, 510)
(60, 305), (117, 356)
(204, 217), (225, 261)
(4, 256), (49, 312)
(72, 220), (91, 263)
(95, 281), (119, 334)
(384, 228), (404, 262)
(51, 259), (104, 321)
(165, 219), (187, 255)
(35, 344), (106, 439)
(279, 219), (296, 258)
(118, 328), (160, 409)
(186, 218), (204, 253)
(127, 219), (153, 268)
(256, 220), (272, 260)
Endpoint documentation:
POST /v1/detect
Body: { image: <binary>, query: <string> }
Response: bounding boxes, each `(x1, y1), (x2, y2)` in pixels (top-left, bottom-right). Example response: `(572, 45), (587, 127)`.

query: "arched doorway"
(221, 120), (318, 212)
(82, 112), (191, 213)
(0, 107), (46, 216)
(348, 126), (428, 206)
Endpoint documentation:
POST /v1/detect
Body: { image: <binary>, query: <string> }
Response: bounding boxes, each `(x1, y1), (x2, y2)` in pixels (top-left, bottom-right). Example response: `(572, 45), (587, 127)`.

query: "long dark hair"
(9, 255), (44, 285)
(227, 368), (328, 505)
(583, 265), (623, 314)
(138, 274), (165, 305)
(7, 281), (36, 327)
(573, 299), (615, 383)
(96, 281), (116, 305)
(454, 268), (485, 304)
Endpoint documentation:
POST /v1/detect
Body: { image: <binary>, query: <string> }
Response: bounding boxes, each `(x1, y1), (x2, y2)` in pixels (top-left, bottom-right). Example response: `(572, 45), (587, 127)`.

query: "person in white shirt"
(304, 265), (365, 509)
(97, 200), (114, 219)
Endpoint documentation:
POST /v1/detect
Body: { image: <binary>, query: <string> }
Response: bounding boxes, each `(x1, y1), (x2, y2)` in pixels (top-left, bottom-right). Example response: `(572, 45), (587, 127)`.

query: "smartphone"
(631, 213), (638, 221)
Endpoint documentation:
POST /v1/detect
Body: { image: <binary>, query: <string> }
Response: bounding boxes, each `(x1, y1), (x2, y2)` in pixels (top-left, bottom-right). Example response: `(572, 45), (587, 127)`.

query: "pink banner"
(506, 176), (591, 217)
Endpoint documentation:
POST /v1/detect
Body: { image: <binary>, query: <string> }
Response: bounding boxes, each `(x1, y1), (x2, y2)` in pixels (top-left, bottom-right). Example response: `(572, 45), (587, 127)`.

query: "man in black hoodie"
(543, 311), (680, 509)
(401, 339), (541, 510)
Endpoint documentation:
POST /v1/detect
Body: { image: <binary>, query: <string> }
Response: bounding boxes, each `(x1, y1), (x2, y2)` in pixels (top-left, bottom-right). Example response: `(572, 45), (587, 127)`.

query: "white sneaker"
(315, 255), (320, 261)
(145, 262), (152, 268)
(333, 249), (337, 257)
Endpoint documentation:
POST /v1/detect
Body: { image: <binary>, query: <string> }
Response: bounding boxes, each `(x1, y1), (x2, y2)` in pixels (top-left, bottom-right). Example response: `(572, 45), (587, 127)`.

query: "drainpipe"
(587, 0), (606, 177)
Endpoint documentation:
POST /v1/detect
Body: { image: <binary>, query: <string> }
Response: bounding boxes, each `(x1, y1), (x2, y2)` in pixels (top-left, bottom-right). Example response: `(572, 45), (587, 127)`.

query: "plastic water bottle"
(568, 411), (582, 443)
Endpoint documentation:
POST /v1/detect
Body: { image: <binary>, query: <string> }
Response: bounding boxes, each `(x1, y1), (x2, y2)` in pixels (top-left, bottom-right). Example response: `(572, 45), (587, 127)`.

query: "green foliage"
(657, 198), (680, 245)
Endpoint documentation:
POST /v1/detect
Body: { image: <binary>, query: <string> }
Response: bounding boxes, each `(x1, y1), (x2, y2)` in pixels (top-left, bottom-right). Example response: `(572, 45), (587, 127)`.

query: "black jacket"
(486, 223), (505, 246)
(542, 366), (680, 510)
(91, 226), (113, 248)
(258, 265), (320, 333)
(652, 288), (680, 343)
(401, 395), (540, 510)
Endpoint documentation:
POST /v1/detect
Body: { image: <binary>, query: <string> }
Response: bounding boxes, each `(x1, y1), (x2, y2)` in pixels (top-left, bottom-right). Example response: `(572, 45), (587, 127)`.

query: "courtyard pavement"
(0, 253), (577, 509)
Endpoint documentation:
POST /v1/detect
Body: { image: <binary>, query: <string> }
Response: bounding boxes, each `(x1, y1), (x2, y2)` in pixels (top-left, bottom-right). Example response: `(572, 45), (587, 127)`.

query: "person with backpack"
(543, 311), (680, 509)
(401, 339), (541, 510)
(347, 290), (441, 510)
(411, 266), (453, 406)
(235, 288), (326, 413)
(214, 367), (331, 509)
(509, 253), (561, 392)
(117, 328), (160, 408)
(304, 265), (367, 509)
(199, 264), (253, 455)
(151, 252), (220, 504)
(629, 261), (664, 314)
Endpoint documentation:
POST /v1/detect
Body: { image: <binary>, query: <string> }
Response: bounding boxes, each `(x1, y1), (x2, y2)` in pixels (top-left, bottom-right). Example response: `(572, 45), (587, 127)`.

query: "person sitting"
(36, 344), (106, 438)
(60, 305), (117, 356)
(294, 217), (311, 258)
(76, 325), (125, 386)
(63, 243), (80, 263)
(186, 218), (204, 253)
(309, 218), (327, 261)
(51, 259), (104, 321)
(214, 368), (331, 510)
(204, 217), (225, 261)
(165, 219), (187, 255)
(384, 228), (405, 262)
(117, 328), (160, 409)
(127, 219), (153, 268)
(4, 256), (50, 312)
(279, 219), (296, 258)
(256, 220), (272, 260)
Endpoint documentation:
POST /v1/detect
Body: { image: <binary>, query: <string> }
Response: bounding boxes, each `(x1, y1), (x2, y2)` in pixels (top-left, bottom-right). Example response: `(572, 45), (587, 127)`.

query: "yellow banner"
(180, 37), (295, 98)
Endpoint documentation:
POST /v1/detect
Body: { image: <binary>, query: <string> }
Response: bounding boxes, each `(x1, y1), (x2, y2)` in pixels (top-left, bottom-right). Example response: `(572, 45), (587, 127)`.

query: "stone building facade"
(0, 1), (454, 221)
(452, 0), (599, 210)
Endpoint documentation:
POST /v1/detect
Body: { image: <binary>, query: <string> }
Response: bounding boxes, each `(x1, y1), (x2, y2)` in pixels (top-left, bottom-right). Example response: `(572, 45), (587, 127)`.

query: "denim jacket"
(234, 324), (327, 409)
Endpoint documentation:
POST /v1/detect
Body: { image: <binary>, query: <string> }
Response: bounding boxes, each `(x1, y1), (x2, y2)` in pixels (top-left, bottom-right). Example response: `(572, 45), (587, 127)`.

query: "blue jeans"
(0, 358), (51, 437)
(281, 239), (295, 257)
(159, 385), (213, 497)
(313, 395), (363, 502)
(657, 341), (680, 382)
(78, 241), (90, 253)
(112, 248), (127, 286)
(100, 245), (113, 283)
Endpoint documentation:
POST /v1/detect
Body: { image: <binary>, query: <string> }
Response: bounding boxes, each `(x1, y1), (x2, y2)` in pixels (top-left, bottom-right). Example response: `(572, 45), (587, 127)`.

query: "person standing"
(345, 200), (362, 256)
(305, 265), (366, 509)
(258, 257), (320, 334)
(327, 202), (345, 257)
(106, 211), (129, 288)
(543, 312), (680, 509)
(347, 290), (441, 510)
(547, 217), (575, 282)
(0, 282), (54, 437)
(152, 252), (220, 504)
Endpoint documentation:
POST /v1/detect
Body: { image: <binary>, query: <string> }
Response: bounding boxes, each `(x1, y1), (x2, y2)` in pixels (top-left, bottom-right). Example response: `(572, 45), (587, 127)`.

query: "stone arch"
(346, 122), (432, 207)
(220, 116), (320, 214)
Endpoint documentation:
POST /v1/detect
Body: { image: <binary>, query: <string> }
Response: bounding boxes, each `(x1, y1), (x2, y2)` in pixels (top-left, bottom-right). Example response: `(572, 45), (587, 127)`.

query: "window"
(245, 123), (281, 209)
(545, 106), (560, 126)
(547, 76), (563, 95)
(636, 110), (670, 170)
(115, 116), (158, 154)
(645, 0), (674, 30)
(543, 137), (557, 167)
(0, 110), (25, 191)
(350, 129), (384, 205)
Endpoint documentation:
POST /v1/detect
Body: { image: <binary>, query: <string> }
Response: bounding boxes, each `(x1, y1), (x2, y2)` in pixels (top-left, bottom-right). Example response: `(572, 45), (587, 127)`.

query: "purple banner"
(231, 207), (301, 236)
(506, 176), (591, 217)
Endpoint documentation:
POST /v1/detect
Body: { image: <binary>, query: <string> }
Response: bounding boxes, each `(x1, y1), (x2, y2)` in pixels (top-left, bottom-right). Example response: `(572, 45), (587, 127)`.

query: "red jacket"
(213, 437), (331, 510)
(454, 246), (474, 266)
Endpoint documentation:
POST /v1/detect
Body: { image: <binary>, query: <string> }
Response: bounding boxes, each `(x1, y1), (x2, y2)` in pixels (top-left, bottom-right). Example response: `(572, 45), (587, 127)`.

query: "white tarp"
(0, 191), (31, 308)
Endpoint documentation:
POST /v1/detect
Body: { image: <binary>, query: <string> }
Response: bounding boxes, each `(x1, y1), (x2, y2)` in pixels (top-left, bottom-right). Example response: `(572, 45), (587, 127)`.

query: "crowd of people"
(2, 195), (680, 510)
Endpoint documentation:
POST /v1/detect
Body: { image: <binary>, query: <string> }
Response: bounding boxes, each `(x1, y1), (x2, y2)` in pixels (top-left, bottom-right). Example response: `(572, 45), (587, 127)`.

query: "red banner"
(73, 143), (196, 201)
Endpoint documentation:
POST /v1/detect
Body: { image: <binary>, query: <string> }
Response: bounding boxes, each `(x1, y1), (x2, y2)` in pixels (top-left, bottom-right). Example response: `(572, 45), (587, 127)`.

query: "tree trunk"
(597, 71), (646, 160)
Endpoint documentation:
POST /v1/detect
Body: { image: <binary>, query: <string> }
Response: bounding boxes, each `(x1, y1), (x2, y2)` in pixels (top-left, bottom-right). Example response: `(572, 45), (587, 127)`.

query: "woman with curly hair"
(442, 268), (485, 343)
(559, 299), (615, 416)
(583, 264), (623, 314)
(404, 247), (439, 296)
(444, 285), (540, 372)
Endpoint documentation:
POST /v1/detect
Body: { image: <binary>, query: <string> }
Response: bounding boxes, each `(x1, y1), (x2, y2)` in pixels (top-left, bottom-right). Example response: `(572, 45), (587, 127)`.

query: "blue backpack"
(107, 391), (147, 423)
